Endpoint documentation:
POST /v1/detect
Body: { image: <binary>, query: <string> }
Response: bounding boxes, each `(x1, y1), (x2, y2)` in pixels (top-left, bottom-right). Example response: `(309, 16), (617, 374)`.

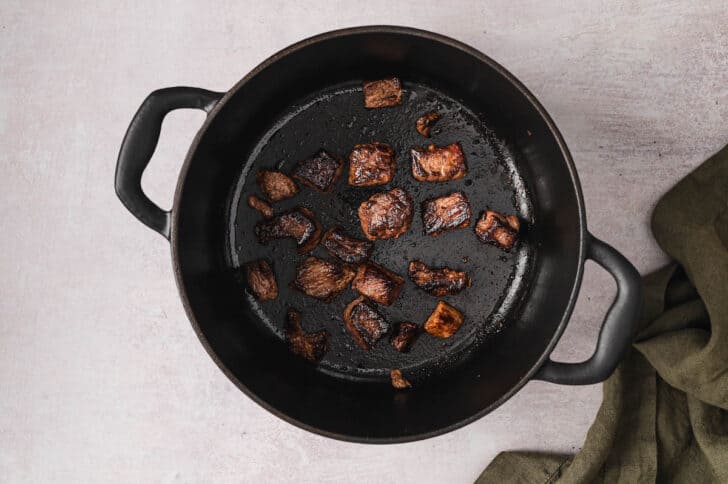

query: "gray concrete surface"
(1, 1), (727, 482)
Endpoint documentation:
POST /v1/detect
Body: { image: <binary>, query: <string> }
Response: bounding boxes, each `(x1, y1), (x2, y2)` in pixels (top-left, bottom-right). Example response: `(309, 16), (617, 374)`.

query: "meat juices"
(351, 262), (404, 306)
(256, 170), (298, 202)
(292, 150), (344, 192)
(410, 143), (467, 182)
(245, 259), (278, 301)
(285, 309), (329, 363)
(390, 322), (420, 352)
(475, 210), (520, 251)
(247, 195), (273, 219)
(358, 188), (414, 240)
(363, 78), (403, 109)
(255, 207), (321, 254)
(390, 369), (412, 389)
(416, 111), (441, 137)
(424, 301), (464, 338)
(408, 260), (471, 296)
(291, 256), (355, 302)
(348, 142), (397, 187)
(320, 226), (373, 264)
(343, 296), (390, 350)
(421, 191), (472, 236)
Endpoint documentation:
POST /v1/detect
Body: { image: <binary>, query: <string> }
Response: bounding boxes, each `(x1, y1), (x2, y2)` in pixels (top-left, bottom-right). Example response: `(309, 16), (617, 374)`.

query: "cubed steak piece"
(408, 260), (471, 296)
(390, 369), (412, 389)
(291, 256), (355, 302)
(245, 259), (278, 301)
(285, 309), (329, 363)
(321, 226), (373, 264)
(363, 77), (402, 108)
(351, 262), (404, 306)
(247, 194), (273, 219)
(358, 188), (414, 240)
(424, 301), (464, 338)
(390, 322), (420, 352)
(292, 150), (344, 192)
(255, 207), (321, 254)
(421, 191), (472, 236)
(416, 111), (441, 137)
(475, 210), (520, 251)
(256, 170), (298, 202)
(410, 143), (467, 182)
(348, 142), (397, 187)
(343, 296), (390, 350)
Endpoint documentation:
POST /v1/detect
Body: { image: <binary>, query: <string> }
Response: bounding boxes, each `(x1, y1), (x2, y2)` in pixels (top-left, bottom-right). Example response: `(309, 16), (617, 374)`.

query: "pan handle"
(534, 233), (642, 385)
(114, 87), (224, 239)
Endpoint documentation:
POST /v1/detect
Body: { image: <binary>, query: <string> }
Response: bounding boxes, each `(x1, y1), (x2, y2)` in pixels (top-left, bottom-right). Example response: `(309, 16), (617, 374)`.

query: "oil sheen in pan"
(228, 81), (535, 381)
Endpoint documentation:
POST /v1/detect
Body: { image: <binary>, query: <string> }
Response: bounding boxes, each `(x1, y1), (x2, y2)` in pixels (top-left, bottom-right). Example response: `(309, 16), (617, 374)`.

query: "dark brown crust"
(408, 260), (471, 296)
(254, 207), (321, 254)
(343, 296), (390, 350)
(290, 256), (355, 302)
(421, 191), (472, 236)
(320, 226), (373, 264)
(390, 322), (420, 352)
(410, 143), (467, 182)
(363, 78), (402, 109)
(416, 111), (441, 137)
(390, 369), (412, 389)
(348, 142), (397, 187)
(247, 195), (273, 219)
(358, 188), (414, 240)
(245, 259), (278, 301)
(256, 170), (298, 202)
(292, 150), (344, 192)
(474, 210), (520, 251)
(351, 262), (404, 306)
(424, 301), (464, 338)
(285, 309), (329, 363)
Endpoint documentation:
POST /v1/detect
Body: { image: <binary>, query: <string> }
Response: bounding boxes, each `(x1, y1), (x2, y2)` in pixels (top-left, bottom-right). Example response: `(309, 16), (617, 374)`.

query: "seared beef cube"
(255, 207), (321, 254)
(475, 210), (520, 251)
(358, 188), (414, 240)
(408, 260), (471, 296)
(256, 170), (298, 202)
(422, 191), (471, 236)
(351, 262), (404, 306)
(390, 322), (420, 352)
(292, 150), (343, 192)
(247, 194), (273, 219)
(390, 369), (412, 389)
(321, 226), (373, 264)
(424, 301), (464, 338)
(416, 111), (441, 137)
(410, 143), (467, 182)
(285, 309), (329, 363)
(363, 78), (402, 108)
(245, 259), (278, 301)
(348, 142), (397, 187)
(291, 256), (355, 302)
(343, 296), (390, 350)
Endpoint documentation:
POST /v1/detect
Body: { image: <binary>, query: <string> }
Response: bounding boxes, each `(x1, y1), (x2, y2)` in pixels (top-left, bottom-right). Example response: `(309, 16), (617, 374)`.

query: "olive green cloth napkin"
(477, 145), (728, 483)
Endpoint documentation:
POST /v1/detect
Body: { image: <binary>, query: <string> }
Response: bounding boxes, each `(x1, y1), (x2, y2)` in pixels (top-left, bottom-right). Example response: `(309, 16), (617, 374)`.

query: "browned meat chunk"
(363, 78), (402, 108)
(321, 226), (373, 264)
(410, 143), (467, 182)
(422, 191), (471, 236)
(390, 369), (412, 389)
(358, 188), (414, 240)
(255, 207), (321, 254)
(285, 309), (329, 363)
(390, 322), (420, 352)
(244, 259), (278, 301)
(416, 111), (441, 137)
(348, 142), (397, 187)
(475, 210), (520, 251)
(292, 150), (343, 192)
(247, 194), (273, 219)
(351, 262), (404, 306)
(256, 170), (298, 202)
(291, 256), (355, 302)
(424, 301), (464, 338)
(343, 296), (390, 350)
(408, 260), (471, 296)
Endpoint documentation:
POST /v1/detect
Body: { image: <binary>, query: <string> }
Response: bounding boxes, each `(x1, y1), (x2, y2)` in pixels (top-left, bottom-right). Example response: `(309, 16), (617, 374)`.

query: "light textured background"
(1, 1), (727, 482)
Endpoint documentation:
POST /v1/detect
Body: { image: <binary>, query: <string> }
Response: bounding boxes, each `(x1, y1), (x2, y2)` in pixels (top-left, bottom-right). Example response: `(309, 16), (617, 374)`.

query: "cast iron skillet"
(115, 26), (642, 443)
